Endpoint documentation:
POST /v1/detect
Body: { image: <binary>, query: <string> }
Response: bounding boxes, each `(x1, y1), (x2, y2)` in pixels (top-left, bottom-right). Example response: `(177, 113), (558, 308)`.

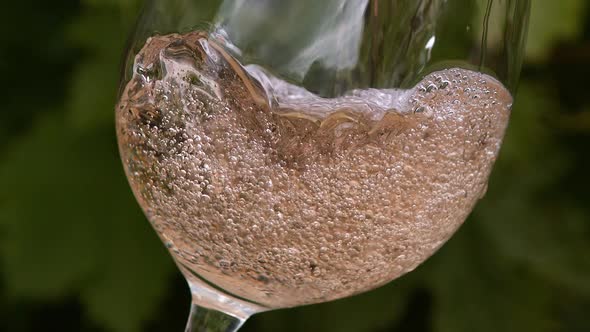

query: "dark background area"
(1, 1), (589, 331)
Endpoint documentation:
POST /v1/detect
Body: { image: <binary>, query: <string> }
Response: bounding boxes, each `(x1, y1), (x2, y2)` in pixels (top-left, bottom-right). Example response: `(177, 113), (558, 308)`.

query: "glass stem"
(185, 302), (246, 332)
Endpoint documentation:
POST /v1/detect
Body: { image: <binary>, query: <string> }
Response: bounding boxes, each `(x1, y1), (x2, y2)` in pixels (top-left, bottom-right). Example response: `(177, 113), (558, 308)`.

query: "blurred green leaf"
(65, 3), (140, 130)
(82, 0), (138, 12)
(428, 224), (556, 332)
(0, 114), (175, 332)
(0, 116), (104, 298)
(526, 0), (588, 61)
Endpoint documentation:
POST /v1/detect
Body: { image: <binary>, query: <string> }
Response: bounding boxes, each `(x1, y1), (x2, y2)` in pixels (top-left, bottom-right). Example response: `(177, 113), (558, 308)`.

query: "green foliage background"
(1, 0), (589, 331)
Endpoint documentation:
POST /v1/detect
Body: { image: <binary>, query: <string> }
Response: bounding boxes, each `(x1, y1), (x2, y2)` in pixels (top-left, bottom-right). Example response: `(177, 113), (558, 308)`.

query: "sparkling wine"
(116, 31), (512, 309)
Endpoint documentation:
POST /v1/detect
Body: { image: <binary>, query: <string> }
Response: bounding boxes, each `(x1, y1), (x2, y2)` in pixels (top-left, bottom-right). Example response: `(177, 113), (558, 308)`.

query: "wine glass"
(115, 0), (530, 331)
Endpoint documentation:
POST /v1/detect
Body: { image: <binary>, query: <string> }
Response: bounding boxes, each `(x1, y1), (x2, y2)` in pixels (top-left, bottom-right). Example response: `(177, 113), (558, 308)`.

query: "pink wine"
(116, 32), (512, 309)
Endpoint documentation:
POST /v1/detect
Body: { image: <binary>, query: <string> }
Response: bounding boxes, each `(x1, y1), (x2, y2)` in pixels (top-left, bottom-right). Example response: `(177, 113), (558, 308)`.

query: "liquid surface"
(116, 31), (512, 310)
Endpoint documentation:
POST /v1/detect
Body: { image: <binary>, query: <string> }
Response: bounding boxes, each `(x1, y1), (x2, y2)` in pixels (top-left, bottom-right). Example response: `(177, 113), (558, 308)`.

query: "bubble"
(219, 260), (232, 269)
